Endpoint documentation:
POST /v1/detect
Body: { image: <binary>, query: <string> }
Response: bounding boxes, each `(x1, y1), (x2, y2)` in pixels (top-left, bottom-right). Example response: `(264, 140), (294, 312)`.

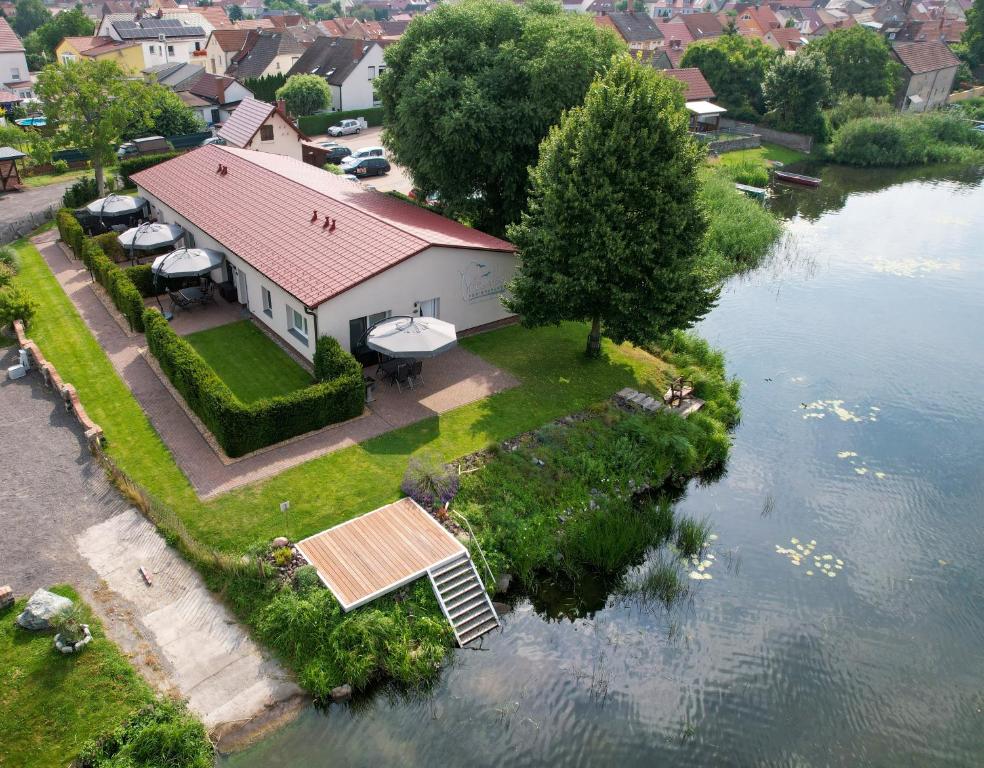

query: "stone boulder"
(330, 684), (352, 702)
(0, 585), (13, 611)
(16, 589), (73, 631)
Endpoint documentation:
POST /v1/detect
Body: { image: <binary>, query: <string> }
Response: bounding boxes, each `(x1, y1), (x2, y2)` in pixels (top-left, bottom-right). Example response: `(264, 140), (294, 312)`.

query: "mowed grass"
(716, 142), (809, 169)
(0, 587), (152, 768)
(14, 237), (675, 553)
(185, 320), (312, 402)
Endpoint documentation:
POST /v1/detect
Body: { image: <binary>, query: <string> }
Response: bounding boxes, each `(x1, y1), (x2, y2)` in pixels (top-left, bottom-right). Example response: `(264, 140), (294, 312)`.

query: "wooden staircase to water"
(428, 553), (499, 647)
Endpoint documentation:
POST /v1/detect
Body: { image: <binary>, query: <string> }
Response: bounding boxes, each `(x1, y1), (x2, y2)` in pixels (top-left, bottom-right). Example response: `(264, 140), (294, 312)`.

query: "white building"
(99, 15), (210, 68)
(217, 98), (305, 160)
(131, 145), (517, 364)
(287, 38), (387, 112)
(0, 18), (32, 99)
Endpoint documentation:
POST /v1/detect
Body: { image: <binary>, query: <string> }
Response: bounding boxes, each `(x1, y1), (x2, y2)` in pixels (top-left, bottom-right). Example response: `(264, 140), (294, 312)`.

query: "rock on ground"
(16, 588), (73, 630)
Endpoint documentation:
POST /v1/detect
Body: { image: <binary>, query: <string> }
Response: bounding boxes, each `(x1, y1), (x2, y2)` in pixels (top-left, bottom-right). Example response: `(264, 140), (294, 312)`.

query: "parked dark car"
(116, 135), (172, 158)
(321, 144), (353, 164)
(340, 156), (390, 177)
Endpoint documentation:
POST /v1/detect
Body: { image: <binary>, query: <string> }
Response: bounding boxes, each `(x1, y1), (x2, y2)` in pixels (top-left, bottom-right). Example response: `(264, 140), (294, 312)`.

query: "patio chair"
(169, 289), (193, 313)
(408, 359), (423, 388)
(393, 363), (413, 392)
(199, 281), (215, 304)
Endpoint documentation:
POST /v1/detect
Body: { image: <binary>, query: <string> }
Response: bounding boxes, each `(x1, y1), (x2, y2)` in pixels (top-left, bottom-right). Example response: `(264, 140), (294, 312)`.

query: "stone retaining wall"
(719, 118), (813, 153)
(708, 135), (762, 154)
(0, 204), (60, 246)
(13, 319), (104, 450)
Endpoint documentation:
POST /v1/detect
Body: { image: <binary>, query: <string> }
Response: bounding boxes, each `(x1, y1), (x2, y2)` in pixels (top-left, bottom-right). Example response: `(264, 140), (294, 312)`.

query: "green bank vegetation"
(829, 111), (984, 167)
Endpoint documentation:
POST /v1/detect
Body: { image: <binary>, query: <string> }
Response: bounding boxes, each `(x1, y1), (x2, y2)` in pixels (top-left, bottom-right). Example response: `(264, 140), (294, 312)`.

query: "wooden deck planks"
(296, 498), (466, 610)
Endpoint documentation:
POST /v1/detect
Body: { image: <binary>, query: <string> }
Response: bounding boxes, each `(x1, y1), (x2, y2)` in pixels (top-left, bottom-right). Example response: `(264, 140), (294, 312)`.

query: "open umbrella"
(118, 222), (184, 255)
(151, 248), (224, 280)
(366, 315), (457, 359)
(86, 194), (147, 218)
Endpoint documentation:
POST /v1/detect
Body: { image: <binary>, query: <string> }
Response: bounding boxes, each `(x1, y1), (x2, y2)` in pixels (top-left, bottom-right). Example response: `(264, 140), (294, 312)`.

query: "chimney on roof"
(329, 218), (336, 233)
(311, 210), (318, 222)
(276, 98), (288, 118)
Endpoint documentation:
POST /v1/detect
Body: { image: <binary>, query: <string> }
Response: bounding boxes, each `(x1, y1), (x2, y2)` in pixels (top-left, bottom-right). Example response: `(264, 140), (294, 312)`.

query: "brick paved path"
(34, 231), (517, 498)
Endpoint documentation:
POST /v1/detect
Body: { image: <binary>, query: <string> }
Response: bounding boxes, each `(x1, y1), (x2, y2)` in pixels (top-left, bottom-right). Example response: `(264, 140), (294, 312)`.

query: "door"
(236, 267), (248, 306)
(418, 297), (440, 318)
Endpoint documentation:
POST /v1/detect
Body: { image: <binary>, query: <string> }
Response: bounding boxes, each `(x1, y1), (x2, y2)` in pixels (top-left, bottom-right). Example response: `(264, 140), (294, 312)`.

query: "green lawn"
(0, 587), (152, 768)
(718, 141), (809, 169)
(185, 320), (313, 403)
(22, 168), (119, 189)
(13, 237), (675, 553)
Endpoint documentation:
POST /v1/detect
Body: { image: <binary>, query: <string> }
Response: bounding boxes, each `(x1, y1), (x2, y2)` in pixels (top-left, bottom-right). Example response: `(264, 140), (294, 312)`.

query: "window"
(167, 45), (175, 56)
(210, 108), (220, 124)
(367, 65), (376, 80)
(10, 67), (19, 80)
(210, 56), (216, 72)
(262, 287), (272, 316)
(61, 53), (76, 64)
(417, 298), (440, 318)
(349, 310), (392, 362)
(184, 231), (196, 248)
(259, 124), (274, 141)
(194, 41), (201, 51)
(149, 45), (156, 54)
(288, 306), (308, 343)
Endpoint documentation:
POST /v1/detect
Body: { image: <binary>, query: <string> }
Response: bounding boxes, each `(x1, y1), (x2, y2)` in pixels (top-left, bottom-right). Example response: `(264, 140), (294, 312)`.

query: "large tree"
(11, 0), (49, 37)
(963, 0), (984, 69)
(275, 73), (332, 115)
(227, 4), (244, 21)
(762, 49), (831, 139)
(680, 34), (779, 121)
(23, 5), (94, 69)
(377, 0), (623, 236)
(36, 60), (153, 195)
(123, 84), (204, 140)
(806, 27), (900, 100)
(506, 56), (715, 357)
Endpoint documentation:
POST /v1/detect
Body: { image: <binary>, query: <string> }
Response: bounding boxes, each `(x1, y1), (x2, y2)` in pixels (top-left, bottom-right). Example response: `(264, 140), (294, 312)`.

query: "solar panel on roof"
(114, 20), (138, 28)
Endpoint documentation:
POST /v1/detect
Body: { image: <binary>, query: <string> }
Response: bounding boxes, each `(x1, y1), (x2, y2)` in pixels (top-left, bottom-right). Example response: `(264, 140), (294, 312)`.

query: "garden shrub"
(401, 454), (460, 511)
(57, 208), (84, 257)
(124, 264), (159, 297)
(119, 152), (182, 186)
(62, 176), (98, 208)
(0, 284), (37, 328)
(81, 239), (146, 332)
(0, 245), (17, 270)
(50, 158), (70, 174)
(0, 261), (14, 287)
(825, 94), (894, 131)
(92, 231), (125, 263)
(293, 565), (322, 593)
(313, 333), (361, 382)
(829, 112), (984, 167)
(143, 310), (364, 457)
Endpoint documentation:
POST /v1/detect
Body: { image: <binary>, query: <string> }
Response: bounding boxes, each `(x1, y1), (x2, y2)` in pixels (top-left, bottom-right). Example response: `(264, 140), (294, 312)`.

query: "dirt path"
(0, 347), (306, 751)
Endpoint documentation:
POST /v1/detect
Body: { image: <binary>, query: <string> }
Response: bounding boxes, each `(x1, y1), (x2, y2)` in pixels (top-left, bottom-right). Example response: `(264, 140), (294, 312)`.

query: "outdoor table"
(378, 358), (417, 385)
(179, 286), (204, 303)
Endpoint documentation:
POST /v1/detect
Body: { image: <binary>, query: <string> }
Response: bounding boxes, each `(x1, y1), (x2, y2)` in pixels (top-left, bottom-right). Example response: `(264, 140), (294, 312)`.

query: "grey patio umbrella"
(86, 194), (147, 218)
(118, 222), (184, 254)
(151, 248), (224, 279)
(366, 316), (457, 359)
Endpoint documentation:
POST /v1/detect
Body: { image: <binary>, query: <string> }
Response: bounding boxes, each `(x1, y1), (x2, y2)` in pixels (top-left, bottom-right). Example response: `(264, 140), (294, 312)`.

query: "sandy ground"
(308, 126), (414, 195)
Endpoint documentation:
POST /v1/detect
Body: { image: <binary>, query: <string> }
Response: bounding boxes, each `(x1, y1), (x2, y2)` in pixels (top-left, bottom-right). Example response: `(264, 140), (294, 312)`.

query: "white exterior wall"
(241, 111), (304, 161)
(0, 50), (28, 85)
(205, 37), (236, 75)
(331, 43), (386, 112)
(140, 37), (208, 68)
(132, 185), (518, 363)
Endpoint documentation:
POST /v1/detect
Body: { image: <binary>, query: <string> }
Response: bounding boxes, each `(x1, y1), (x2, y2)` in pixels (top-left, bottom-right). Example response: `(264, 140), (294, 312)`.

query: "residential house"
(0, 18), (31, 99)
(729, 3), (781, 37)
(55, 35), (144, 72)
(99, 16), (210, 68)
(892, 39), (960, 111)
(658, 19), (694, 66)
(678, 12), (726, 40)
(224, 30), (306, 80)
(130, 146), (518, 364)
(595, 12), (665, 51)
(764, 27), (806, 51)
(217, 97), (305, 160)
(649, 0), (722, 18)
(217, 0), (264, 18)
(660, 67), (726, 130)
(203, 28), (252, 75)
(895, 15), (966, 44)
(287, 38), (387, 112)
(144, 61), (204, 90)
(179, 73), (253, 125)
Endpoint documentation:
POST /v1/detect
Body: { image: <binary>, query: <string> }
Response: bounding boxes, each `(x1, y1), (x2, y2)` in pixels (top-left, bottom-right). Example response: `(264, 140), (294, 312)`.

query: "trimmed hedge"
(298, 107), (384, 136)
(81, 239), (146, 333)
(123, 264), (159, 297)
(313, 334), (361, 382)
(143, 310), (364, 457)
(119, 152), (182, 186)
(57, 208), (84, 258)
(92, 232), (125, 263)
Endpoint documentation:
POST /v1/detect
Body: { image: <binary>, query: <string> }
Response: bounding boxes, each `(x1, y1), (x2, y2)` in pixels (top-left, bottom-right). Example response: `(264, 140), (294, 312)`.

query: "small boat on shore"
(774, 170), (821, 187)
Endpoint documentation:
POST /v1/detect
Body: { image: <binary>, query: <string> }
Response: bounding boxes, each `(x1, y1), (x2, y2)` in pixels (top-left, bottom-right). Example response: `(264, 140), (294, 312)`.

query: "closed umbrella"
(366, 316), (457, 359)
(86, 194), (147, 218)
(118, 222), (184, 253)
(151, 248), (224, 279)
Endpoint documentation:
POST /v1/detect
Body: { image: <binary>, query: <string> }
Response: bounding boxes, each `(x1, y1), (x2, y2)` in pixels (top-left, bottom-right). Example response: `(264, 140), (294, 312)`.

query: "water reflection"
(222, 168), (984, 767)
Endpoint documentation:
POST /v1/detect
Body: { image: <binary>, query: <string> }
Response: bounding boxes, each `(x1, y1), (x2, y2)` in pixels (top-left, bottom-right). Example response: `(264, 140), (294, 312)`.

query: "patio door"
(231, 264), (247, 305)
(417, 297), (440, 318)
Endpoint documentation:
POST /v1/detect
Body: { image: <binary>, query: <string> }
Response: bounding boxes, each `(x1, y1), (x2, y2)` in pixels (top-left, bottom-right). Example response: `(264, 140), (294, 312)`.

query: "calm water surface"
(223, 166), (984, 767)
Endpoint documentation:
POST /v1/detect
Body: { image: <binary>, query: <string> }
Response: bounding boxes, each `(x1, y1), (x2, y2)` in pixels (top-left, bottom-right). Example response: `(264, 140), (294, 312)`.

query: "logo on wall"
(460, 261), (507, 304)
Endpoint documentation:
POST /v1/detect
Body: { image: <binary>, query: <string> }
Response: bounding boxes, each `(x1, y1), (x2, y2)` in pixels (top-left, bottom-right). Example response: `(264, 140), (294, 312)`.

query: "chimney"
(276, 98), (288, 118)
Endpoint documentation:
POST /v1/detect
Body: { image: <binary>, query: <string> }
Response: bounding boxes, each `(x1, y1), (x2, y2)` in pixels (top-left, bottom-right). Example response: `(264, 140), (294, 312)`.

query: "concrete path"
(34, 230), (517, 498)
(0, 347), (306, 751)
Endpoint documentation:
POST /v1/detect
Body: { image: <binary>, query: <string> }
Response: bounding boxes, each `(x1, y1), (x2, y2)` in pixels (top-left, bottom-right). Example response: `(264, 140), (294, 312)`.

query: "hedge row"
(81, 239), (146, 333)
(119, 152), (182, 186)
(123, 264), (159, 297)
(143, 310), (365, 457)
(298, 107), (384, 136)
(57, 208), (84, 257)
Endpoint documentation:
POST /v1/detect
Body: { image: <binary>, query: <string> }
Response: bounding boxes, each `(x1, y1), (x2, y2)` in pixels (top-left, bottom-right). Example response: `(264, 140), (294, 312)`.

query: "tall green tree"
(377, 0), (623, 237)
(275, 73), (332, 115)
(762, 50), (831, 139)
(680, 35), (779, 121)
(23, 5), (94, 69)
(963, 0), (984, 69)
(11, 0), (49, 37)
(228, 4), (244, 21)
(806, 27), (900, 99)
(36, 60), (153, 196)
(506, 56), (715, 357)
(123, 84), (204, 140)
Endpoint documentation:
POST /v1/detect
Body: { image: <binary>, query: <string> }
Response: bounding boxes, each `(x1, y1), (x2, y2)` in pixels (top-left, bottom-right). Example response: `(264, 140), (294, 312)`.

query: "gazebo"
(0, 146), (26, 192)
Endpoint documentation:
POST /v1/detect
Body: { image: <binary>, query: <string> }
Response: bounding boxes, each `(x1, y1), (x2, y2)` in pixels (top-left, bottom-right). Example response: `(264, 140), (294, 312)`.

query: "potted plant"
(53, 604), (93, 654)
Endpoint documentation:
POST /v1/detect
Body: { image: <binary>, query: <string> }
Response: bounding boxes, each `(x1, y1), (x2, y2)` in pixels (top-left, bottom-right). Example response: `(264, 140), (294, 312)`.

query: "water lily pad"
(806, 570), (814, 576)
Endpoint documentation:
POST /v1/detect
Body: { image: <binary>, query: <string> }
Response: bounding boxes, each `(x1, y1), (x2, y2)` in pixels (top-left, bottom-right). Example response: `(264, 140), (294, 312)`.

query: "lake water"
(222, 166), (984, 767)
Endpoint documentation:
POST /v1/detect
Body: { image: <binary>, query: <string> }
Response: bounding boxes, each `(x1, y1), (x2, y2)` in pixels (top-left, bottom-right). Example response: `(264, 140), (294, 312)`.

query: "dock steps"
(428, 553), (499, 647)
(615, 387), (704, 418)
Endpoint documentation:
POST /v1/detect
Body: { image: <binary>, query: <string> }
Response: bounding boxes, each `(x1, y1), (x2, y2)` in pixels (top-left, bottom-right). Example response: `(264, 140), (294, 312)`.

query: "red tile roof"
(660, 67), (715, 100)
(209, 28), (251, 52)
(131, 146), (514, 307)
(217, 98), (276, 147)
(0, 18), (23, 53)
(892, 40), (961, 74)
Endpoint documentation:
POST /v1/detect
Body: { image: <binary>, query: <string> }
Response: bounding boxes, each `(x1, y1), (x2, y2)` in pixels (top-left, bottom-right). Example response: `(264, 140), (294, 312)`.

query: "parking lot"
(308, 126), (414, 195)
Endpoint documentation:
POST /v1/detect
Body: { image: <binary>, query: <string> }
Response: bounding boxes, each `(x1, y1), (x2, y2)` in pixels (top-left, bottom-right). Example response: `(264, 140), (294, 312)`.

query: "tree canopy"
(228, 4), (244, 21)
(680, 34), (779, 121)
(377, 0), (623, 236)
(963, 0), (984, 69)
(275, 73), (333, 115)
(506, 56), (715, 356)
(11, 0), (49, 37)
(123, 84), (205, 140)
(23, 5), (94, 70)
(36, 60), (153, 195)
(806, 27), (900, 100)
(762, 50), (831, 139)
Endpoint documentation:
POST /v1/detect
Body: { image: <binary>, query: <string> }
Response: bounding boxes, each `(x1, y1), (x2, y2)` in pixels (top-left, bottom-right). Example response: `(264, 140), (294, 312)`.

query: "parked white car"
(348, 146), (385, 160)
(327, 118), (368, 137)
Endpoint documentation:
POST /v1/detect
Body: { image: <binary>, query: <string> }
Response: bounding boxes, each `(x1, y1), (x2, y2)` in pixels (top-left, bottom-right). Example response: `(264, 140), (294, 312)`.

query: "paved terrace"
(36, 230), (518, 498)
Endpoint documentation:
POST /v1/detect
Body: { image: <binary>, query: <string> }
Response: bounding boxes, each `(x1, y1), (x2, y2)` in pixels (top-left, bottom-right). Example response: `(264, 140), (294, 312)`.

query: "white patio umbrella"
(118, 222), (184, 252)
(366, 316), (457, 359)
(151, 248), (224, 279)
(86, 194), (147, 218)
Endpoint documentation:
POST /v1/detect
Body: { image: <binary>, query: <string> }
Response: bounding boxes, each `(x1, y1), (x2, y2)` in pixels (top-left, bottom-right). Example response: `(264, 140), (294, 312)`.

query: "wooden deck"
(296, 498), (466, 611)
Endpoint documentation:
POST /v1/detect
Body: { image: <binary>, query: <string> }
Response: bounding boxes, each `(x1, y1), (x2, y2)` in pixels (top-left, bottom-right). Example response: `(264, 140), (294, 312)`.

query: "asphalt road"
(308, 126), (414, 195)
